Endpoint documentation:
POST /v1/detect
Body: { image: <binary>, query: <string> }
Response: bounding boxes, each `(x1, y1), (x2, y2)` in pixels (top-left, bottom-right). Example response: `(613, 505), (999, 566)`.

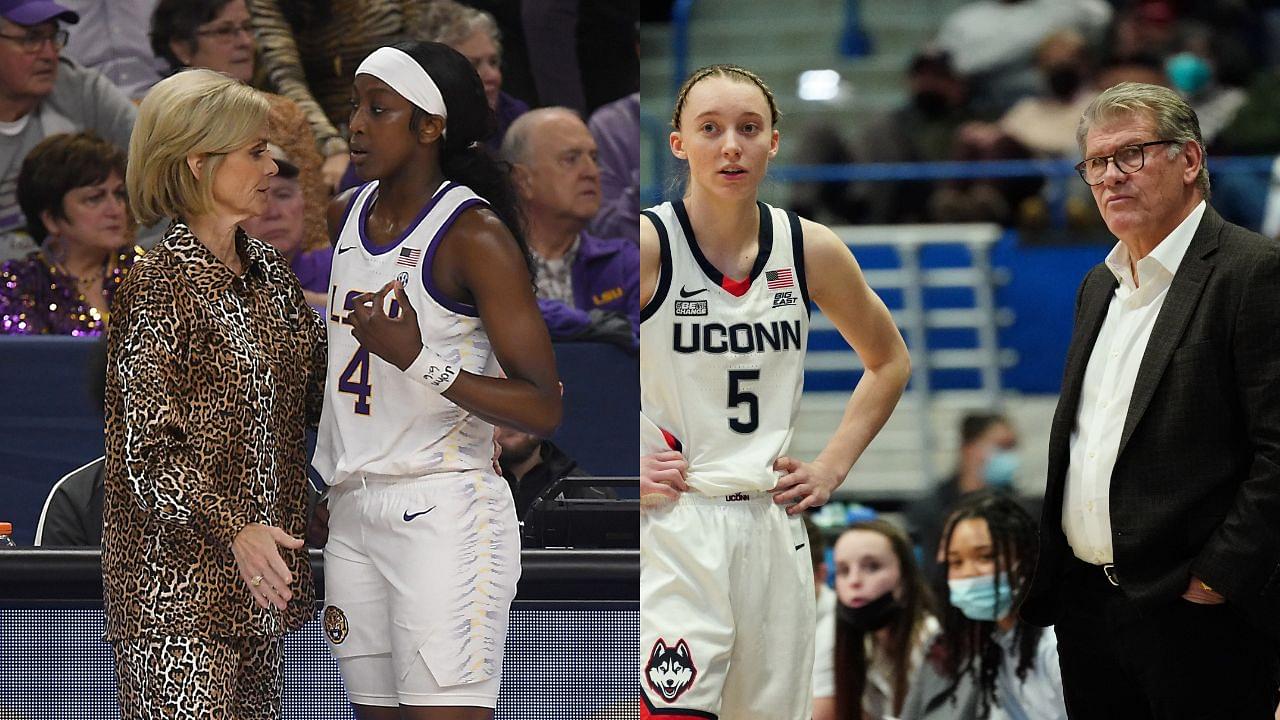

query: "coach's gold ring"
(251, 575), (264, 587)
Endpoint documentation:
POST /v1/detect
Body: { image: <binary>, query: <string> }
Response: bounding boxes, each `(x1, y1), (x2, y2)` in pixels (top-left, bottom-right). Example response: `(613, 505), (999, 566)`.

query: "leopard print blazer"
(102, 222), (326, 641)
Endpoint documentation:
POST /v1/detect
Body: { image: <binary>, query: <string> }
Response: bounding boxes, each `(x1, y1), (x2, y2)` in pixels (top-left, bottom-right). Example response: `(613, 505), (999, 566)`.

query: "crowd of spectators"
(809, 414), (1066, 720)
(791, 0), (1280, 239)
(0, 0), (641, 348)
(2, 0), (640, 554)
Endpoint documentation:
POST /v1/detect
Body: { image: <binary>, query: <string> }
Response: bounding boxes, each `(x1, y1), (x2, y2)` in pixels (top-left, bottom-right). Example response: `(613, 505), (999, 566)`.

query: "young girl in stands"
(312, 41), (560, 720)
(639, 64), (911, 719)
(818, 518), (940, 720)
(901, 491), (1067, 719)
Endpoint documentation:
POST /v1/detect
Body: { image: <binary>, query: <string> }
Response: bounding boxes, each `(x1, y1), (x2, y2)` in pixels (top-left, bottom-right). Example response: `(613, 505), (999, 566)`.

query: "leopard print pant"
(112, 635), (283, 719)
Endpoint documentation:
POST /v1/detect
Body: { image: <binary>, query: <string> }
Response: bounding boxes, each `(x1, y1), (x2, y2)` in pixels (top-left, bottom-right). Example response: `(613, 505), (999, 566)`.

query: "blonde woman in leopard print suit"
(103, 68), (325, 719)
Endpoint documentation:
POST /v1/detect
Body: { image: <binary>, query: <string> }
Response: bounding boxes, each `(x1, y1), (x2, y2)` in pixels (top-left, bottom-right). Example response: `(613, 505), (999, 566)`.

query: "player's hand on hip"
(349, 280), (424, 371)
(641, 450), (689, 506)
(770, 456), (840, 515)
(232, 523), (305, 611)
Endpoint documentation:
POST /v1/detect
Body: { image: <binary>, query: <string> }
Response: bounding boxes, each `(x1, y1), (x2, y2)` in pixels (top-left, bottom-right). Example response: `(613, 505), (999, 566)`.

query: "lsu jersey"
(314, 180), (500, 487)
(640, 200), (810, 495)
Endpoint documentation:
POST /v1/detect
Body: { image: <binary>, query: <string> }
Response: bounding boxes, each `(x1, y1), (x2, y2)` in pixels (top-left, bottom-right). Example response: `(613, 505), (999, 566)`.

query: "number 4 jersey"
(640, 200), (810, 496)
(314, 180), (500, 487)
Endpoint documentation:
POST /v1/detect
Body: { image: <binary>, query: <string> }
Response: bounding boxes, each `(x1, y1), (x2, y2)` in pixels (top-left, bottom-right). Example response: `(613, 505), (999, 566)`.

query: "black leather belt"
(1071, 555), (1121, 587)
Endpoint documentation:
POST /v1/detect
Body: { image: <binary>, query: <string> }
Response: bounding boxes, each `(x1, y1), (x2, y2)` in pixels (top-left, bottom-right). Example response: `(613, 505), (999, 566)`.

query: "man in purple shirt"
(502, 106), (638, 351)
(586, 91), (638, 244)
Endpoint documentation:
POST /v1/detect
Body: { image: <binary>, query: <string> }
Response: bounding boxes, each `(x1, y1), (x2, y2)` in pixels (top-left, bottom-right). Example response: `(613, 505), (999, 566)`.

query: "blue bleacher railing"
(641, 111), (668, 207)
(671, 0), (696, 98)
(640, 152), (1277, 226)
(839, 0), (872, 58)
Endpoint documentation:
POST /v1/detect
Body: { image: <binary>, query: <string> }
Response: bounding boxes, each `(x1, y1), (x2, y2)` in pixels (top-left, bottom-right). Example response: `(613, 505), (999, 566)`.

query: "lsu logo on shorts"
(645, 638), (697, 703)
(323, 605), (349, 644)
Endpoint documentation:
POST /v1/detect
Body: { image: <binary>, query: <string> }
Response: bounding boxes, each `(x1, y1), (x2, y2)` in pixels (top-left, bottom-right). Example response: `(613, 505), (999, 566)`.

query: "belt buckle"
(1102, 563), (1120, 587)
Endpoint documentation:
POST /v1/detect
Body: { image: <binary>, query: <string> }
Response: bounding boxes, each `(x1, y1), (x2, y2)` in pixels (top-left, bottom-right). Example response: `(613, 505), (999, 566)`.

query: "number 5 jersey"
(314, 180), (501, 487)
(640, 199), (810, 496)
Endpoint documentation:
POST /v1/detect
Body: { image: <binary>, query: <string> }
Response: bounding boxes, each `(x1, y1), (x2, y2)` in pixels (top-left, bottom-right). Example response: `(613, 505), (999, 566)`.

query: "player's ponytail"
(392, 40), (533, 277)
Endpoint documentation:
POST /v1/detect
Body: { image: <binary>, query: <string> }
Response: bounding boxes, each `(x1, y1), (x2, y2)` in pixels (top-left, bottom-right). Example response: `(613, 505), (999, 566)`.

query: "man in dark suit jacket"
(1020, 81), (1280, 718)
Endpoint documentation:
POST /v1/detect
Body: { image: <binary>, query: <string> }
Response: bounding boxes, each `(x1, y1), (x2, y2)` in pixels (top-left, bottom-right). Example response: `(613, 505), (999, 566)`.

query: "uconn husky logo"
(646, 638), (697, 703)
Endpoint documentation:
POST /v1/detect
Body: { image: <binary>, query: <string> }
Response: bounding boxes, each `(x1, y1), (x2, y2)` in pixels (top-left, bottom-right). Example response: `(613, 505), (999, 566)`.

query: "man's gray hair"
(1076, 82), (1210, 198)
(414, 0), (501, 52)
(500, 107), (583, 166)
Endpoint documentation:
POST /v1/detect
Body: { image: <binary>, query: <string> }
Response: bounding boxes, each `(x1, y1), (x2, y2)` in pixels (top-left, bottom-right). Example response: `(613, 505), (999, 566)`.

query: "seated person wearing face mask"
(899, 491), (1067, 720)
(906, 413), (1037, 583)
(815, 518), (941, 720)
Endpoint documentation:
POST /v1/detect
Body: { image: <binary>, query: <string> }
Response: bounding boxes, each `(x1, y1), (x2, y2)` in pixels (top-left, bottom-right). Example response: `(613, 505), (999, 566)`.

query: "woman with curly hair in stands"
(0, 132), (140, 335)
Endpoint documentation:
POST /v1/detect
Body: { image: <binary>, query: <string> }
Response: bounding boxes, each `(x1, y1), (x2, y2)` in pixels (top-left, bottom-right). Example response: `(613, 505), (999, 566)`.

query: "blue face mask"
(983, 450), (1020, 489)
(1167, 52), (1212, 97)
(948, 572), (1015, 621)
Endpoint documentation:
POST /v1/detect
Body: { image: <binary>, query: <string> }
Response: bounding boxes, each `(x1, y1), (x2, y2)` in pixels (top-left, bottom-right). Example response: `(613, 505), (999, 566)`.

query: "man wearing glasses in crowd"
(1020, 81), (1280, 717)
(0, 0), (136, 262)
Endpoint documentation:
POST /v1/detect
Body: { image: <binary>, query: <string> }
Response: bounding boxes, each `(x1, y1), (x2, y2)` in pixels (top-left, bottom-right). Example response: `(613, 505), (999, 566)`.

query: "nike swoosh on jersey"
(679, 286), (708, 298)
(403, 506), (437, 521)
(337, 245), (357, 254)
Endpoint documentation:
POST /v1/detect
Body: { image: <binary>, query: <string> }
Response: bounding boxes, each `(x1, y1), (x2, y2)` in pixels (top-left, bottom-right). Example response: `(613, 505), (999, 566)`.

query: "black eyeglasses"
(1075, 140), (1178, 185)
(0, 28), (68, 53)
(195, 21), (254, 42)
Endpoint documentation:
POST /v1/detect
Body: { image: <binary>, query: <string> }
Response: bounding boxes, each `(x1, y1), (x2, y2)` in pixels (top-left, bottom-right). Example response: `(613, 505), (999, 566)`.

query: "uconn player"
(314, 42), (560, 720)
(640, 65), (910, 719)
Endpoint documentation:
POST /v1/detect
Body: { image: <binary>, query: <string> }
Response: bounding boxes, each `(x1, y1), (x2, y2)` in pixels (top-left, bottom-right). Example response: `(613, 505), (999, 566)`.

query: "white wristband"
(404, 346), (461, 393)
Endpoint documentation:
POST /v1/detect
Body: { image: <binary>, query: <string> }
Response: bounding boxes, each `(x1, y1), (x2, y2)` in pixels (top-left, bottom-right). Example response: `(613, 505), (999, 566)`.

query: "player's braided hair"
(670, 64), (780, 130)
(928, 491), (1043, 718)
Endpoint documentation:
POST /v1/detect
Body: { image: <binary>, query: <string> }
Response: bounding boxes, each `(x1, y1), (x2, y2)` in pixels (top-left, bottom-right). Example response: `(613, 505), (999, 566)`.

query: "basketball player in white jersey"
(313, 42), (561, 720)
(640, 65), (911, 720)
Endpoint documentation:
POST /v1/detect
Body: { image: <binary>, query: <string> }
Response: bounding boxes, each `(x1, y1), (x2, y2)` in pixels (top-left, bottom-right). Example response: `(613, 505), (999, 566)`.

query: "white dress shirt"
(1062, 201), (1206, 564)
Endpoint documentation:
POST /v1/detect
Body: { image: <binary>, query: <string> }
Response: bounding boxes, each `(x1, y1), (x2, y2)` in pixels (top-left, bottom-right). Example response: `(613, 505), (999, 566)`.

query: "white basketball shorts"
(322, 472), (521, 707)
(641, 491), (815, 719)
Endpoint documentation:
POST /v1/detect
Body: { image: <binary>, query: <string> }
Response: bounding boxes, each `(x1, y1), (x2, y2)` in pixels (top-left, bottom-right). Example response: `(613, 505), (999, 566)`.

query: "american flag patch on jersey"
(396, 247), (423, 267)
(766, 268), (794, 289)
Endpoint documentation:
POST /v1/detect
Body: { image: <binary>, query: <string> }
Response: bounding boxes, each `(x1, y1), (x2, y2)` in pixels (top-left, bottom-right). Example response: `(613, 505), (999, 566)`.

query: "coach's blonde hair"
(1076, 81), (1210, 199)
(127, 69), (269, 225)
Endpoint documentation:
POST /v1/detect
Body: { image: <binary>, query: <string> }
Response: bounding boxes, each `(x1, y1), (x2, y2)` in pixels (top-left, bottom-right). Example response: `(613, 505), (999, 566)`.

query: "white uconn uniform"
(314, 180), (520, 708)
(640, 200), (815, 719)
